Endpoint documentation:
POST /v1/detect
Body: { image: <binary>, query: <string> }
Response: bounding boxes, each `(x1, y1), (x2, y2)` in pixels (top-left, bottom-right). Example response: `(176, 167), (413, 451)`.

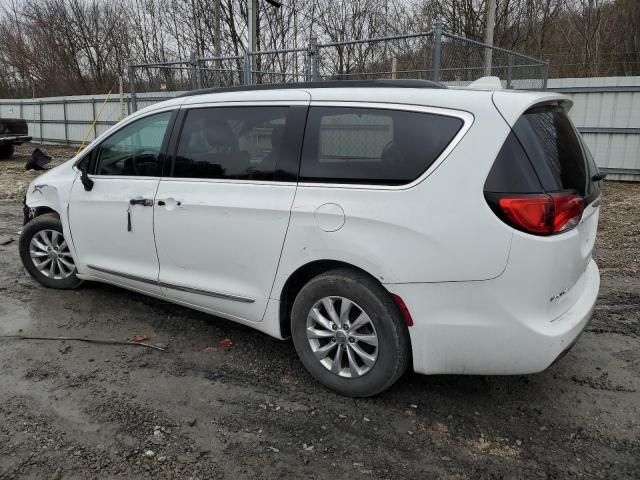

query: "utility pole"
(214, 0), (221, 86)
(191, 0), (200, 57)
(247, 0), (257, 82)
(483, 0), (497, 76)
(293, 5), (298, 80)
(214, 0), (221, 57)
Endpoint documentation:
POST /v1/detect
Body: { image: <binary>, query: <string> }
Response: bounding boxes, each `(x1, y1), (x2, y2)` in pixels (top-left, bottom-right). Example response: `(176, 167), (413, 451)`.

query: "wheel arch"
(24, 205), (59, 225)
(278, 259), (388, 339)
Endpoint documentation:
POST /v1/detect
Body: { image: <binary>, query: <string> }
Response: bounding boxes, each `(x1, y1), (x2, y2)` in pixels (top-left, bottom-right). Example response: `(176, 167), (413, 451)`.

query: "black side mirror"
(80, 166), (94, 191)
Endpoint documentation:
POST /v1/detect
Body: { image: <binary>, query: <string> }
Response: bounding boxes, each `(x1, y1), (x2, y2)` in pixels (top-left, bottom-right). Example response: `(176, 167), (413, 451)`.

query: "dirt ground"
(1, 143), (639, 479)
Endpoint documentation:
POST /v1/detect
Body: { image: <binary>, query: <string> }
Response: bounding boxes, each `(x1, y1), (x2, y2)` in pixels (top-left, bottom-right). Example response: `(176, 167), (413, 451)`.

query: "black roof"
(178, 79), (446, 98)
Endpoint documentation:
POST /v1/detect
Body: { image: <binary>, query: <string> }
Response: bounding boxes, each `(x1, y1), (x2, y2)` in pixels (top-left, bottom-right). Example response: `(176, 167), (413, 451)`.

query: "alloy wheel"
(29, 229), (76, 280)
(306, 296), (379, 378)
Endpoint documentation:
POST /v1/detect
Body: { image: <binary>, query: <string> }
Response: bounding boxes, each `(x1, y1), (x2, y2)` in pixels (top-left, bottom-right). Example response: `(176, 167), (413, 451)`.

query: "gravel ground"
(1, 143), (639, 479)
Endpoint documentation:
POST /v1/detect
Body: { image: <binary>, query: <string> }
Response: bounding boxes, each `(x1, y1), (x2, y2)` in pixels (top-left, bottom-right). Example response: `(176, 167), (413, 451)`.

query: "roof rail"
(178, 79), (446, 98)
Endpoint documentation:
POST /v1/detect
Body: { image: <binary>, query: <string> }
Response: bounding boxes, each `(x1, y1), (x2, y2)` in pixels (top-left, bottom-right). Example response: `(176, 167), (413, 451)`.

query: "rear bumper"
(386, 259), (599, 375)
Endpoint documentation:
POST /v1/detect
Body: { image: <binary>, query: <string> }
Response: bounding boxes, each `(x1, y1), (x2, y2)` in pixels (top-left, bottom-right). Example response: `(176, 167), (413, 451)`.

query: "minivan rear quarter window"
(300, 107), (463, 185)
(512, 104), (587, 196)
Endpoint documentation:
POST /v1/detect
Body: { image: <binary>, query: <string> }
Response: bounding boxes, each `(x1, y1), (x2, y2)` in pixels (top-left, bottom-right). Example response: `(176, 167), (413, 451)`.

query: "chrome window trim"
(297, 101), (474, 191)
(84, 176), (162, 181)
(158, 177), (297, 187)
(87, 264), (255, 303)
(182, 100), (310, 109)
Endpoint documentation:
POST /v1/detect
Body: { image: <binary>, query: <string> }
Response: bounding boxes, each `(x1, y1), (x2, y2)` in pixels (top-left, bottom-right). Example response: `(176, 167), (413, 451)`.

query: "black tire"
(291, 268), (411, 397)
(0, 144), (15, 159)
(19, 213), (83, 289)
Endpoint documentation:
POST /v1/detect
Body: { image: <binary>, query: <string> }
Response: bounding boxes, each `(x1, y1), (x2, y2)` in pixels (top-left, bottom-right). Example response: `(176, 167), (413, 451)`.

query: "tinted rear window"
(512, 105), (587, 196)
(484, 131), (543, 193)
(300, 107), (463, 185)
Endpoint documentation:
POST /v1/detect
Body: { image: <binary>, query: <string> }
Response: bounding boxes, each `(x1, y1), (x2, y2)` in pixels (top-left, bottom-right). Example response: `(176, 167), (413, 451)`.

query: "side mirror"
(80, 165), (94, 191)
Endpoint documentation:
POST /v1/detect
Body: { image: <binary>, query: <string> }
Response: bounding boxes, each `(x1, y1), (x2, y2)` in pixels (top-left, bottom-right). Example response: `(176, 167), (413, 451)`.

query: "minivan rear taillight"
(490, 192), (583, 236)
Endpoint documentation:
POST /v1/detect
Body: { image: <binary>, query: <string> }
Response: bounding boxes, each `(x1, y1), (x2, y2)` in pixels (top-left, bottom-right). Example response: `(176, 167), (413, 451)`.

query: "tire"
(0, 144), (15, 159)
(19, 213), (83, 289)
(291, 268), (411, 397)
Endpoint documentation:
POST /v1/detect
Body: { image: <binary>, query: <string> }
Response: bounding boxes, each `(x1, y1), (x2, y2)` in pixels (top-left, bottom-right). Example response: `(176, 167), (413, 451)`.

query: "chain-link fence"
(197, 55), (245, 88)
(439, 33), (548, 90)
(249, 48), (309, 85)
(128, 21), (549, 111)
(314, 32), (435, 81)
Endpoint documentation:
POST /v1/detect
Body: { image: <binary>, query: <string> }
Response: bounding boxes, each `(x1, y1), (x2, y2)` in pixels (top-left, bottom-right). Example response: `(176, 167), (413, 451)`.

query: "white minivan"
(20, 80), (603, 397)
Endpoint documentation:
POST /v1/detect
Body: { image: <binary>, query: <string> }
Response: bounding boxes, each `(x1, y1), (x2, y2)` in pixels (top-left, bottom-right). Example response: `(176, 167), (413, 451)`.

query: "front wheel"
(291, 269), (411, 397)
(19, 213), (83, 289)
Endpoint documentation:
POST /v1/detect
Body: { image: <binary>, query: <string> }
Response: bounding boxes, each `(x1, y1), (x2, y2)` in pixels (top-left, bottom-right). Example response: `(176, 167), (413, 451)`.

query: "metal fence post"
(431, 20), (443, 82)
(62, 99), (68, 144)
(91, 98), (97, 140)
(243, 52), (252, 85)
(542, 62), (549, 90)
(128, 61), (138, 112)
(190, 51), (199, 90)
(39, 100), (43, 144)
(506, 54), (513, 89)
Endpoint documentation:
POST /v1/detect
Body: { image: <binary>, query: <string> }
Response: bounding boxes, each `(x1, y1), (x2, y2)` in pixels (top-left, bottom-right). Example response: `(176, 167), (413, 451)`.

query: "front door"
(153, 104), (306, 322)
(68, 110), (174, 294)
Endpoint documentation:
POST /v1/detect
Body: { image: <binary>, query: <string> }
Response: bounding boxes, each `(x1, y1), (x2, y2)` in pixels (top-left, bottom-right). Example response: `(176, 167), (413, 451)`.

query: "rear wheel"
(0, 144), (15, 159)
(19, 214), (83, 289)
(291, 268), (411, 397)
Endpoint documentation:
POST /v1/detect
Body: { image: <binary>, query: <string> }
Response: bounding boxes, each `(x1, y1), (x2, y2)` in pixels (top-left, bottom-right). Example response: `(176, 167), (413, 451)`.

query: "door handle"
(129, 198), (153, 207)
(126, 198), (153, 232)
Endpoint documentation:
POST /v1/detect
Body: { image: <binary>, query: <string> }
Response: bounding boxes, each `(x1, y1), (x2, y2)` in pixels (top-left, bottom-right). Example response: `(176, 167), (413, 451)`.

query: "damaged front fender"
(24, 183), (60, 225)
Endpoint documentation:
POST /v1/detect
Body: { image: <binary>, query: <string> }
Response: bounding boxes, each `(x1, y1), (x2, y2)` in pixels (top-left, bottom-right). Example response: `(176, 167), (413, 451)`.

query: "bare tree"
(0, 0), (637, 98)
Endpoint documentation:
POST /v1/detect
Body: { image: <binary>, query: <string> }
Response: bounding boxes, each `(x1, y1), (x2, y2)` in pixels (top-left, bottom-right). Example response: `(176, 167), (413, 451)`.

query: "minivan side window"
(171, 106), (293, 181)
(300, 107), (463, 185)
(511, 105), (587, 196)
(93, 112), (172, 176)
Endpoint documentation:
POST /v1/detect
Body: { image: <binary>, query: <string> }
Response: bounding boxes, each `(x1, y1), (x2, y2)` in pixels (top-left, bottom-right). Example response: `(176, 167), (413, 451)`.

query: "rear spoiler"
(492, 91), (572, 127)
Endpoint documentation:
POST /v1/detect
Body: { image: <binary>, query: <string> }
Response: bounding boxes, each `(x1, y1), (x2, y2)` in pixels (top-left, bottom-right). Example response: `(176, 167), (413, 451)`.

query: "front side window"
(300, 107), (463, 185)
(172, 107), (291, 180)
(93, 111), (172, 176)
